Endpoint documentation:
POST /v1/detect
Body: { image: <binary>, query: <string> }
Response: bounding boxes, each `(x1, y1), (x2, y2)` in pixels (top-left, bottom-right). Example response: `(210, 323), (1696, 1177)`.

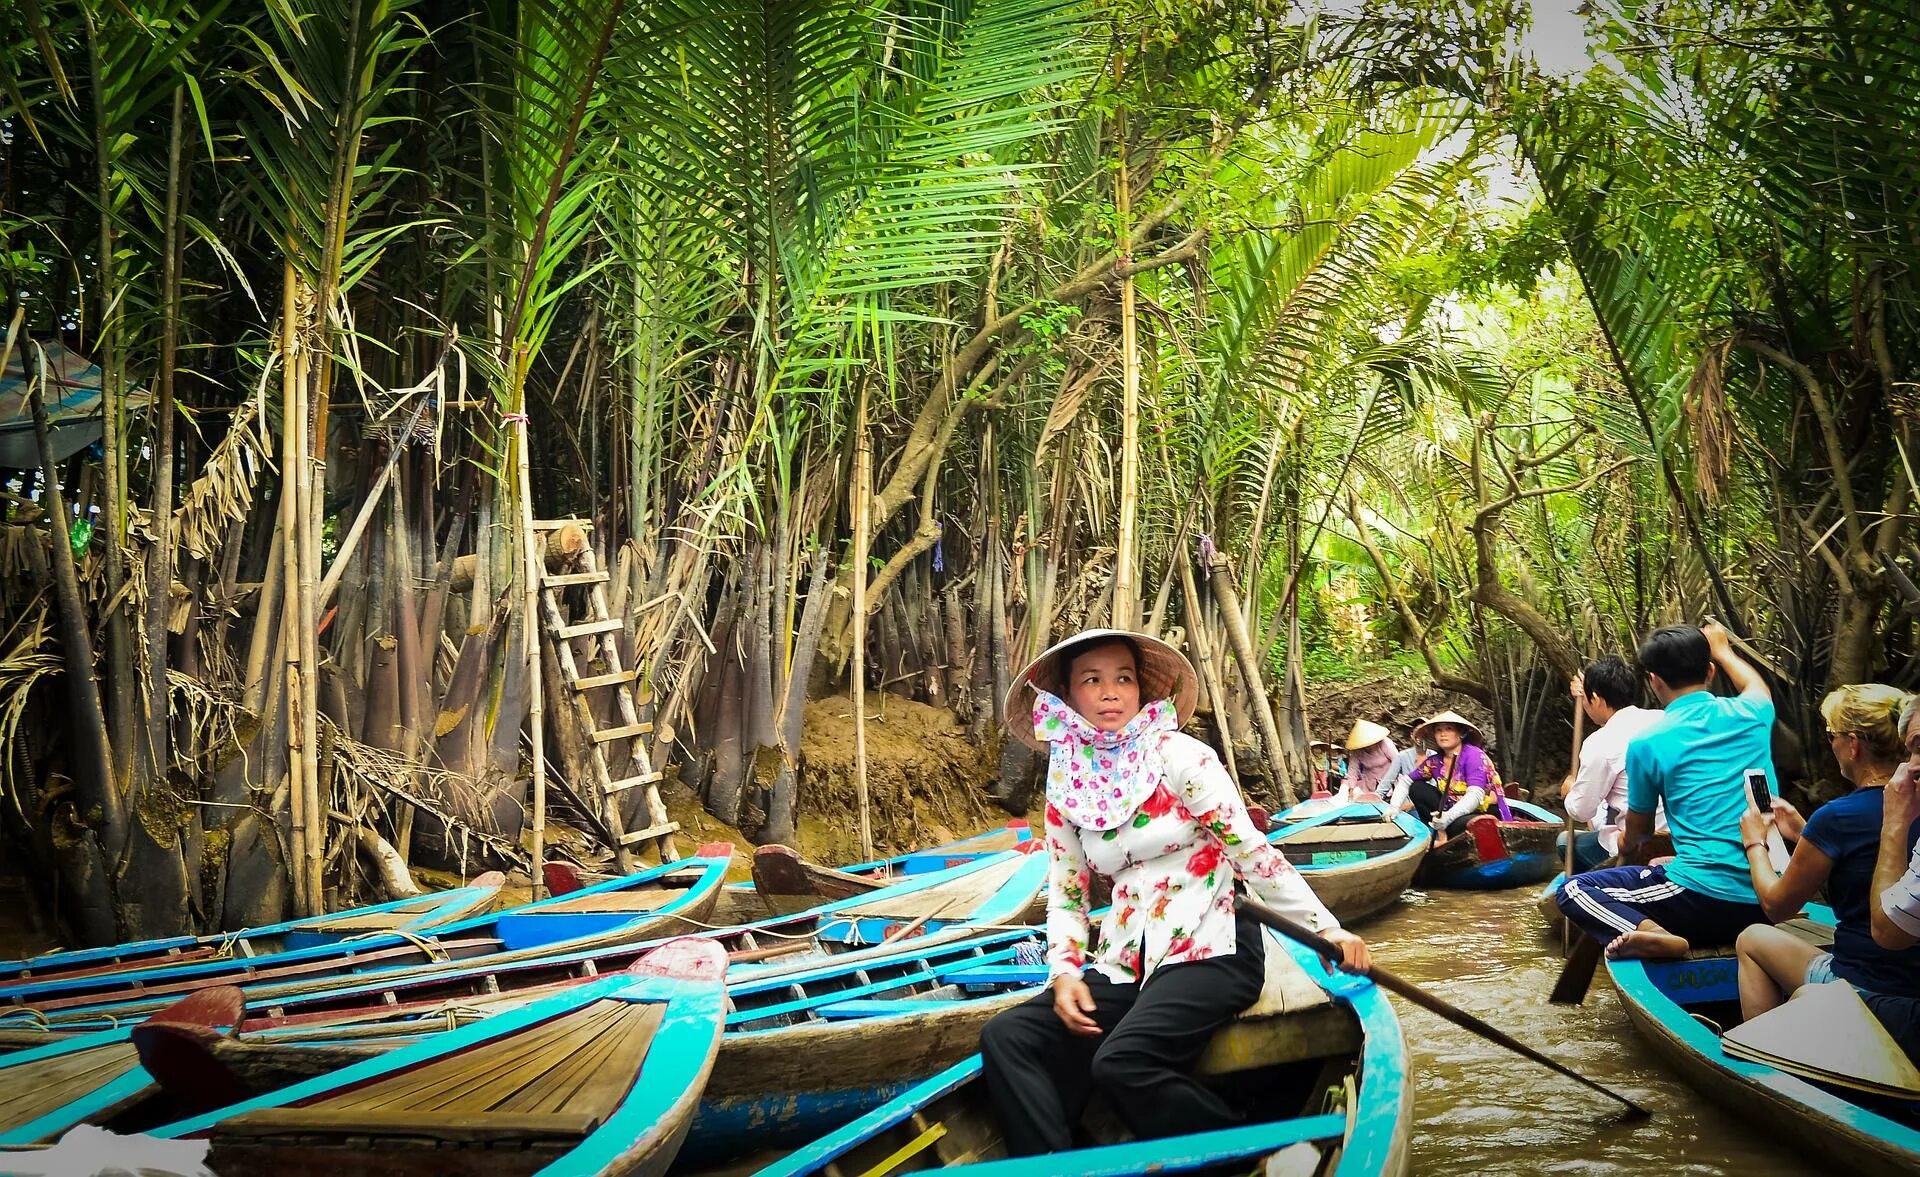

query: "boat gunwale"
(1608, 905), (1920, 1176)
(740, 926), (1410, 1177)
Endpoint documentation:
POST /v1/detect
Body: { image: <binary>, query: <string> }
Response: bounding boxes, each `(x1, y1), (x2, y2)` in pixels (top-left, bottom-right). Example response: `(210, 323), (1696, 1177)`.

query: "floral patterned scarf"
(1032, 689), (1177, 831)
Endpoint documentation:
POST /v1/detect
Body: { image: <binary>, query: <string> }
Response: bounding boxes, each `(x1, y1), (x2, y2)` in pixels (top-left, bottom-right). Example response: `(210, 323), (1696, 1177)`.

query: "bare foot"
(1605, 929), (1690, 960)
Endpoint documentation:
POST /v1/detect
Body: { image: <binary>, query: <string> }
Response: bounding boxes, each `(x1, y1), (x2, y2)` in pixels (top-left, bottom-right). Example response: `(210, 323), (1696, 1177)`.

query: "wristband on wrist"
(1744, 841), (1766, 854)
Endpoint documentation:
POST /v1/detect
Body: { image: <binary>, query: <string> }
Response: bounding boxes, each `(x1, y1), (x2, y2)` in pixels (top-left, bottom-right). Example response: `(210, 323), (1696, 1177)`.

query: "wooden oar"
(1237, 896), (1652, 1121)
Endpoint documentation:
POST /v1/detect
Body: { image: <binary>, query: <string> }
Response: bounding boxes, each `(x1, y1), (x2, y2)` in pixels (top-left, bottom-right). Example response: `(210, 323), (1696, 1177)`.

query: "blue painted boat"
(147, 937), (728, 1176)
(697, 928), (1410, 1177)
(1268, 801), (1431, 922)
(1415, 799), (1562, 890)
(0, 987), (246, 1146)
(676, 822), (1035, 923)
(1538, 871), (1567, 933)
(176, 924), (1057, 1169)
(841, 822), (1035, 877)
(0, 854), (731, 1029)
(0, 873), (507, 988)
(1609, 905), (1920, 1176)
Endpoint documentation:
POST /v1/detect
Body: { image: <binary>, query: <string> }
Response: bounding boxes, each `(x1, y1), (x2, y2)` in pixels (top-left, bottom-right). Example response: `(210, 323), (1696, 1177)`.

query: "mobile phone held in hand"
(1746, 769), (1771, 815)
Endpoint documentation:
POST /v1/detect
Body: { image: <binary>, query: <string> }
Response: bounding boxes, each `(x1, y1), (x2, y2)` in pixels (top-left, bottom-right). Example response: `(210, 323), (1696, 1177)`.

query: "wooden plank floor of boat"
(532, 887), (685, 913)
(1681, 915), (1835, 961)
(838, 855), (1026, 921)
(219, 997), (663, 1142)
(0, 1041), (141, 1133)
(1277, 821), (1405, 844)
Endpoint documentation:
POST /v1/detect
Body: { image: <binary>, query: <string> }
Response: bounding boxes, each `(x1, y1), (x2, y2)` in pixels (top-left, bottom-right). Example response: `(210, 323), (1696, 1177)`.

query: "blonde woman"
(1736, 683), (1920, 1060)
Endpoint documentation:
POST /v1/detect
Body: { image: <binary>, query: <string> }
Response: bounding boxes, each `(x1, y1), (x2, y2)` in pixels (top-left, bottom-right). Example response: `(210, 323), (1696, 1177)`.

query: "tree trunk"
(1203, 546), (1297, 807)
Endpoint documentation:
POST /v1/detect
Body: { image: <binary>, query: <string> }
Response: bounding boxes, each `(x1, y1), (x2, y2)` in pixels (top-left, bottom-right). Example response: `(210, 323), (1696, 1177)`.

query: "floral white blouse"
(1045, 729), (1340, 983)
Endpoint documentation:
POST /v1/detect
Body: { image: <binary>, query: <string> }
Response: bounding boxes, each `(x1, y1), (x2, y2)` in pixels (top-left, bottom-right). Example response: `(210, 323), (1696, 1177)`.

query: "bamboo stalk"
(1204, 542), (1298, 807)
(852, 381), (875, 862)
(21, 322), (124, 854)
(515, 358), (548, 897)
(1111, 101), (1141, 631)
(280, 260), (311, 917)
(1177, 548), (1239, 787)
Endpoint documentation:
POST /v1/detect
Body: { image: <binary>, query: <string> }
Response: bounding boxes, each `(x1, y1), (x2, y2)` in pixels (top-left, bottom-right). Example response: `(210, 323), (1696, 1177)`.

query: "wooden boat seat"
(1278, 822), (1404, 845)
(1197, 947), (1350, 1075)
(0, 1041), (140, 1133)
(533, 887), (683, 913)
(1683, 915), (1836, 960)
(1241, 939), (1332, 1017)
(220, 998), (663, 1142)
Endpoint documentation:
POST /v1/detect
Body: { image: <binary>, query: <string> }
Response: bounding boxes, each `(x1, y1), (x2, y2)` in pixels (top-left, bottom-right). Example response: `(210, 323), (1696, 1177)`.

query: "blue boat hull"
(1610, 905), (1920, 1176)
(711, 930), (1410, 1177)
(1416, 800), (1562, 890)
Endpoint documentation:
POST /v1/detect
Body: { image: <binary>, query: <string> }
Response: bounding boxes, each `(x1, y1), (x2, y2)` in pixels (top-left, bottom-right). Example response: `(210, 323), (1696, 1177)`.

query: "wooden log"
(355, 826), (423, 899)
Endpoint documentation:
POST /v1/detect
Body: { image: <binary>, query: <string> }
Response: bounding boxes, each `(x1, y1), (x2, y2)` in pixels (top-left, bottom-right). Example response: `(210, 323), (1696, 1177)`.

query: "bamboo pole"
(1203, 541), (1298, 806)
(1111, 101), (1141, 631)
(280, 261), (311, 916)
(1177, 548), (1239, 787)
(514, 353), (548, 898)
(19, 321), (124, 853)
(852, 380), (875, 862)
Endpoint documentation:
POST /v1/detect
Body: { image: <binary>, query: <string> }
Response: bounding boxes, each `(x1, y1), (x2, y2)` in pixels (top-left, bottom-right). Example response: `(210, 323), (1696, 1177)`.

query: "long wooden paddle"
(1236, 896), (1652, 1120)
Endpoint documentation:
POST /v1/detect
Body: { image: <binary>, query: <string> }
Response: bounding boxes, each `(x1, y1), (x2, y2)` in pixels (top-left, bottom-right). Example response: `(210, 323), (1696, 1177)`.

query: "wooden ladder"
(532, 519), (678, 871)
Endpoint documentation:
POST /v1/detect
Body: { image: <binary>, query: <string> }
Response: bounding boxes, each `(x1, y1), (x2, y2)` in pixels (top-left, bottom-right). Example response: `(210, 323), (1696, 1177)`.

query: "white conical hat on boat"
(1345, 719), (1390, 750)
(1723, 981), (1920, 1099)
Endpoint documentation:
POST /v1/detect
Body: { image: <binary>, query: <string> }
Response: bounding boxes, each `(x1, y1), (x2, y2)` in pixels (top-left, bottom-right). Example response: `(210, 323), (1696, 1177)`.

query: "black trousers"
(1407, 780), (1475, 836)
(978, 910), (1268, 1156)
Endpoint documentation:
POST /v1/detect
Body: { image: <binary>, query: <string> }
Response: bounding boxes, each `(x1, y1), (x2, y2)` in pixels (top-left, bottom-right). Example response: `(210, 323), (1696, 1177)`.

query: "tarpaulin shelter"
(0, 342), (149, 470)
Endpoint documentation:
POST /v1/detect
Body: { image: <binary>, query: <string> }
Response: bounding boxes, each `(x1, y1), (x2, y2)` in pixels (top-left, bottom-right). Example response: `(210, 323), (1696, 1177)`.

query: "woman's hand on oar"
(1236, 895), (1653, 1122)
(1321, 927), (1371, 973)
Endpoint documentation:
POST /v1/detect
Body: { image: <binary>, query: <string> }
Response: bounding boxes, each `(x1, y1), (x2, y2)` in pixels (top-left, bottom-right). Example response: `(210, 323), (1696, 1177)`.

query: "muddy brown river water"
(1369, 886), (1816, 1175)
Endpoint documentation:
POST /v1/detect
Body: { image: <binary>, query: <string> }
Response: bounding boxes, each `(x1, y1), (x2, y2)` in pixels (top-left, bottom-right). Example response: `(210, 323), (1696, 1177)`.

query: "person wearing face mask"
(1400, 711), (1510, 846)
(978, 629), (1369, 1157)
(1734, 684), (1920, 1063)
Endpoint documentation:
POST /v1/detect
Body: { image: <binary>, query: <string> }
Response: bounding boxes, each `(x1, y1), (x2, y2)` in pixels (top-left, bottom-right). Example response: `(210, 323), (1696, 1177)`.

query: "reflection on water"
(1365, 887), (1817, 1176)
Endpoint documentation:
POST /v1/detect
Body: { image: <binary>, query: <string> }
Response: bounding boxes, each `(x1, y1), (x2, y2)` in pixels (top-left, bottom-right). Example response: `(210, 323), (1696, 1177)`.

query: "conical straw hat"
(1723, 981), (1920, 1099)
(1413, 710), (1484, 747)
(1002, 629), (1199, 753)
(1345, 720), (1390, 751)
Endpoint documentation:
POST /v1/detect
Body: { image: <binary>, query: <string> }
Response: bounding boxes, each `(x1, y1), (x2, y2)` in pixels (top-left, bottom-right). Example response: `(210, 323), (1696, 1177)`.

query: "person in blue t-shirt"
(1736, 683), (1920, 1059)
(1555, 621), (1772, 959)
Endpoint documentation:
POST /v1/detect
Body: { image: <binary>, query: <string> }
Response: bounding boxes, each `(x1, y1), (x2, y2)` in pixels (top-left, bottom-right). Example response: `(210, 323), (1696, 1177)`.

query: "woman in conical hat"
(1734, 684), (1920, 1066)
(981, 628), (1369, 1156)
(1399, 710), (1510, 844)
(1343, 719), (1398, 800)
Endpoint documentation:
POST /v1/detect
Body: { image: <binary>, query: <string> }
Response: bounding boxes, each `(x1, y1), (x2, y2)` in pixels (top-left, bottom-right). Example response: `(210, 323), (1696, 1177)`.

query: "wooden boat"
(568, 822), (1034, 923)
(1267, 801), (1431, 923)
(146, 937), (727, 1177)
(1414, 800), (1562, 890)
(0, 987), (246, 1146)
(688, 927), (1410, 1177)
(0, 874), (507, 989)
(0, 854), (730, 1030)
(0, 849), (1045, 1057)
(172, 926), (1052, 1139)
(747, 824), (1037, 913)
(1609, 906), (1920, 1176)
(1538, 871), (1567, 934)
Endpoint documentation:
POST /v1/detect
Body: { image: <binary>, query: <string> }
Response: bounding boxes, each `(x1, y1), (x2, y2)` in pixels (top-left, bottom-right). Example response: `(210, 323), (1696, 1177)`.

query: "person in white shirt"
(1872, 694), (1920, 951)
(1383, 717), (1427, 813)
(1560, 656), (1666, 872)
